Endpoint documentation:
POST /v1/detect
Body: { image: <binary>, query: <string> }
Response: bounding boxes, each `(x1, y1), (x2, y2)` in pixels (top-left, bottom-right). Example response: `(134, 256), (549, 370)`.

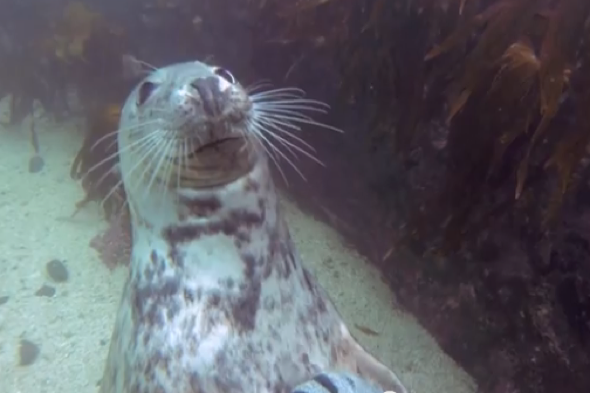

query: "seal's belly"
(100, 256), (343, 393)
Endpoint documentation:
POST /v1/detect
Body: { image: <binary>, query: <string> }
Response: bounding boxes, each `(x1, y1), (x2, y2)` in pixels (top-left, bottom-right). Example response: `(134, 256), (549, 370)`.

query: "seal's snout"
(191, 76), (225, 117)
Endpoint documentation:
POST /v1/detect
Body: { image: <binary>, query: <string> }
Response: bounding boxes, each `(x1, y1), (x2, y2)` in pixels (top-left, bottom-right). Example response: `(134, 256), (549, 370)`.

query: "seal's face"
(120, 61), (256, 189)
(117, 59), (341, 195)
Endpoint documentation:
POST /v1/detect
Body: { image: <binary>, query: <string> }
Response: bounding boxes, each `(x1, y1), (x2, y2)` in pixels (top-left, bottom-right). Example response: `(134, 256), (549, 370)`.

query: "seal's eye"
(214, 68), (235, 84)
(137, 81), (158, 105)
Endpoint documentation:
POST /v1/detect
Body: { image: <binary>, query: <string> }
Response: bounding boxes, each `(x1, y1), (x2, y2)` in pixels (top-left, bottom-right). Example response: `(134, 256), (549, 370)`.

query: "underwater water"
(0, 100), (476, 392)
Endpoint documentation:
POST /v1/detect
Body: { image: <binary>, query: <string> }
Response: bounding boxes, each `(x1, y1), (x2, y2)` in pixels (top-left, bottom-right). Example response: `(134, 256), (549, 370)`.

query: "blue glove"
(291, 371), (385, 393)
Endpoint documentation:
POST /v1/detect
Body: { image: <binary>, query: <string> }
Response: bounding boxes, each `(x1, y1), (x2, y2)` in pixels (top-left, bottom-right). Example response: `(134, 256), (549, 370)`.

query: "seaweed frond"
(71, 103), (124, 220)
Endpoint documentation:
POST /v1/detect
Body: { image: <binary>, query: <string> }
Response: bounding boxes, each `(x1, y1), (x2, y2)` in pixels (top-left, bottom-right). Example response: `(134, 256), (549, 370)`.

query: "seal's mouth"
(168, 133), (253, 188)
(189, 136), (244, 157)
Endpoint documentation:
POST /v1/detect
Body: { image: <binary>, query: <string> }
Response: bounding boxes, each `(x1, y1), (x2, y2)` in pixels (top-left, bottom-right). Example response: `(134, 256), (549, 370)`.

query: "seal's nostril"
(191, 77), (221, 116)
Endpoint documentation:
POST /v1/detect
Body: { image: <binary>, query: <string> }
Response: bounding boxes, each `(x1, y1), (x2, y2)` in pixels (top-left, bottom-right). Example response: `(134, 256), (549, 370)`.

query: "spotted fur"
(99, 61), (408, 393)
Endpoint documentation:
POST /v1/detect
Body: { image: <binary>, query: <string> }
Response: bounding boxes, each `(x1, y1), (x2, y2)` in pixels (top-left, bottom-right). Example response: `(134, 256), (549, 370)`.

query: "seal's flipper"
(340, 324), (409, 393)
(291, 371), (382, 393)
(352, 343), (408, 393)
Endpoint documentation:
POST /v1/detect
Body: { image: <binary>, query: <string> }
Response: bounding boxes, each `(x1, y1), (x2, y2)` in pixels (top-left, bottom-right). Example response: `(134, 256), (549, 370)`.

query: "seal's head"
(117, 60), (335, 197)
(118, 61), (256, 190)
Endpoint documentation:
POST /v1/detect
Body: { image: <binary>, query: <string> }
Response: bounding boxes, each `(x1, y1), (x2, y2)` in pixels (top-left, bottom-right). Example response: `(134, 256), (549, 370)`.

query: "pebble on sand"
(28, 155), (45, 173)
(19, 339), (40, 366)
(46, 259), (69, 282)
(0, 295), (8, 305)
(35, 284), (56, 297)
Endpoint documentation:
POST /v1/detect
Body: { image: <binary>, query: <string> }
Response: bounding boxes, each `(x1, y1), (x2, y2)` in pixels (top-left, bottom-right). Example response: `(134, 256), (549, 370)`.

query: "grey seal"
(99, 60), (408, 393)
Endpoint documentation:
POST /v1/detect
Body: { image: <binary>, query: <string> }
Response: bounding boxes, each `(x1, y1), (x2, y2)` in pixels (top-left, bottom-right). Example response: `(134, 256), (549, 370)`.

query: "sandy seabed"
(0, 107), (476, 393)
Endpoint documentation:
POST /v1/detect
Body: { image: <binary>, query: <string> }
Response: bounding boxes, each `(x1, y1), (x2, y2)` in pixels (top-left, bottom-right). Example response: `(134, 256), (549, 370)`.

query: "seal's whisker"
(257, 112), (343, 134)
(98, 178), (125, 211)
(99, 134), (162, 211)
(98, 132), (163, 210)
(159, 140), (176, 205)
(118, 134), (164, 201)
(252, 99), (331, 110)
(91, 140), (155, 196)
(254, 110), (328, 124)
(254, 106), (326, 118)
(137, 137), (166, 200)
(248, 119), (308, 182)
(90, 130), (119, 152)
(250, 87), (307, 98)
(246, 120), (290, 184)
(104, 122), (160, 150)
(91, 164), (121, 196)
(259, 128), (318, 165)
(254, 114), (304, 132)
(251, 94), (309, 102)
(252, 116), (317, 154)
(186, 137), (195, 172)
(144, 136), (175, 201)
(254, 109), (310, 126)
(130, 139), (163, 199)
(175, 139), (184, 192)
(89, 121), (164, 176)
(251, 97), (332, 113)
(80, 152), (118, 186)
(91, 119), (163, 152)
(252, 118), (323, 167)
(111, 128), (164, 197)
(181, 138), (190, 189)
(246, 90), (340, 181)
(104, 138), (119, 152)
(269, 131), (324, 167)
(251, 92), (343, 135)
(253, 109), (317, 125)
(80, 128), (164, 188)
(250, 119), (301, 162)
(245, 80), (273, 93)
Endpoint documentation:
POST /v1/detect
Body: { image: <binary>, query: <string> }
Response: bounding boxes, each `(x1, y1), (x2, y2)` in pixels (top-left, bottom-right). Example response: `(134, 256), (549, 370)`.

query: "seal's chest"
(112, 274), (337, 393)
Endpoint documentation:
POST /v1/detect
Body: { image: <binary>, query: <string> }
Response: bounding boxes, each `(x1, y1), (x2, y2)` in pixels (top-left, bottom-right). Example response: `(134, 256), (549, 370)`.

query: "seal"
(99, 60), (408, 393)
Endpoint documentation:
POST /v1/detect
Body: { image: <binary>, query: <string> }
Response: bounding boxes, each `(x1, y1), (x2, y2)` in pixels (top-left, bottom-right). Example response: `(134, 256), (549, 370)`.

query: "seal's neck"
(129, 160), (277, 228)
(128, 160), (284, 284)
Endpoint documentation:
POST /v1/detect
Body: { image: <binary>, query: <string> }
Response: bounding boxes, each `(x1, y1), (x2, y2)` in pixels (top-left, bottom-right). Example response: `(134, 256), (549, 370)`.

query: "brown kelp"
(249, 0), (590, 254)
(420, 0), (590, 253)
(70, 103), (124, 219)
(40, 2), (131, 219)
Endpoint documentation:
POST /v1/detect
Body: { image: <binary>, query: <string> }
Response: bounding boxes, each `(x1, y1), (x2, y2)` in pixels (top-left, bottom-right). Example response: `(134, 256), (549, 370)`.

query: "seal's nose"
(190, 76), (224, 117)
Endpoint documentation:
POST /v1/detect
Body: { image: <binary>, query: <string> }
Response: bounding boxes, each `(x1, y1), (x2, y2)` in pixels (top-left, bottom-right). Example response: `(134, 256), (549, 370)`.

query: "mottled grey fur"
(99, 61), (408, 393)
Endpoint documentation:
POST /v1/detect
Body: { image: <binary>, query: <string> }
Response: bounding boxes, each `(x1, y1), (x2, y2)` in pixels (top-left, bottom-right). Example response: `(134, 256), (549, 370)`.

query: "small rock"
(0, 295), (8, 305)
(35, 284), (56, 297)
(19, 339), (40, 366)
(46, 259), (68, 282)
(28, 155), (45, 173)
